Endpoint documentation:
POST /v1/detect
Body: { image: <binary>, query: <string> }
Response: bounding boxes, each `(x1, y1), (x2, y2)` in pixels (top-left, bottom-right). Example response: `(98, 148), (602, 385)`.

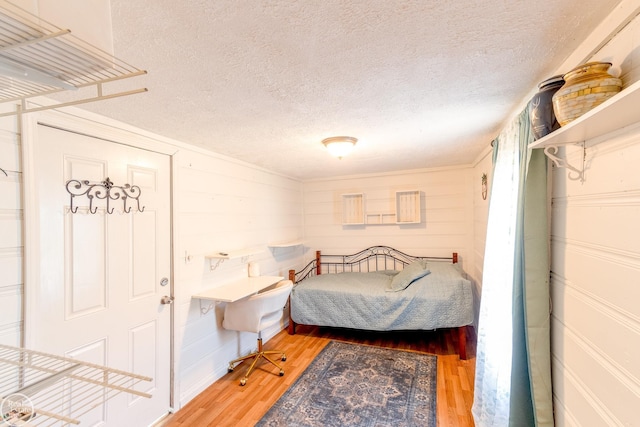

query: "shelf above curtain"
(529, 78), (640, 150)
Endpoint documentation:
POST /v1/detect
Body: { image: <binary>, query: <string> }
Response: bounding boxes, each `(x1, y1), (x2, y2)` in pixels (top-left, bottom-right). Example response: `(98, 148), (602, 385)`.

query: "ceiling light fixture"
(322, 136), (357, 159)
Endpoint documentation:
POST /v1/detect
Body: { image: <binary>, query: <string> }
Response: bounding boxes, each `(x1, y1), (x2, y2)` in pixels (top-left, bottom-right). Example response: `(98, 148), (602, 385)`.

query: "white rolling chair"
(222, 280), (293, 386)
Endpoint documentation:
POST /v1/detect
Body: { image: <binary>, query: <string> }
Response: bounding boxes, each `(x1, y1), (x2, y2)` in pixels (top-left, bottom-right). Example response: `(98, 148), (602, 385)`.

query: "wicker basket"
(552, 62), (622, 126)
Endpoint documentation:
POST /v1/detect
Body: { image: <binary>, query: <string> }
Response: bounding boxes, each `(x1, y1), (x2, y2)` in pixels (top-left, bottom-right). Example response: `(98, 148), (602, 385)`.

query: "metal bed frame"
(287, 246), (468, 359)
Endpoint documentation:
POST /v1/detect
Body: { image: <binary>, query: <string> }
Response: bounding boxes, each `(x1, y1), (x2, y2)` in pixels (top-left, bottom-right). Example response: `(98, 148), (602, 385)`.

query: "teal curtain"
(473, 109), (553, 426)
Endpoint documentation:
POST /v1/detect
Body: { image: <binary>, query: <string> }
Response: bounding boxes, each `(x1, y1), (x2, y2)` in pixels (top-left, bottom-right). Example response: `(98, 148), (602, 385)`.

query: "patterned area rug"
(256, 341), (437, 427)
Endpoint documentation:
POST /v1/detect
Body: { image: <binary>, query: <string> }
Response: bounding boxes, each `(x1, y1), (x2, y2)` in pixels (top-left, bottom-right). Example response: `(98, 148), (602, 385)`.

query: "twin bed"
(286, 246), (474, 359)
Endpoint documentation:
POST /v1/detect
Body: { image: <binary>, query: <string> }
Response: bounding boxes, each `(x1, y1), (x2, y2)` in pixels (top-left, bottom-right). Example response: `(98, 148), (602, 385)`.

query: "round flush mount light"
(321, 136), (357, 159)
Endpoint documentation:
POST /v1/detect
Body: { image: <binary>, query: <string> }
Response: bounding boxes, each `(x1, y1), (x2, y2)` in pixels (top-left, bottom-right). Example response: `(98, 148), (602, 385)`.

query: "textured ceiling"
(77, 0), (621, 180)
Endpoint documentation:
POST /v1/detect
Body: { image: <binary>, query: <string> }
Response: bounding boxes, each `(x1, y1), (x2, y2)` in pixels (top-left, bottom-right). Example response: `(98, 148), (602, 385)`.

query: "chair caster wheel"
(240, 378), (247, 386)
(228, 367), (234, 373)
(281, 355), (287, 361)
(279, 370), (285, 376)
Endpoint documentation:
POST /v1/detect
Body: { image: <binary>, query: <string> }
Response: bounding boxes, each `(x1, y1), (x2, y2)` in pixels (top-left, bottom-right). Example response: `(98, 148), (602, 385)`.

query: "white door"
(27, 123), (172, 426)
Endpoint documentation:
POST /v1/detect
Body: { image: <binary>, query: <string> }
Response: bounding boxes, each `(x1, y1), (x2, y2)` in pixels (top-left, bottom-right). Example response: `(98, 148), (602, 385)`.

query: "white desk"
(192, 276), (284, 303)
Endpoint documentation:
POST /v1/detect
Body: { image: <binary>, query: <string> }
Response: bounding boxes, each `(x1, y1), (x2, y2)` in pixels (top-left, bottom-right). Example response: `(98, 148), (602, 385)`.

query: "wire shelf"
(0, 344), (152, 426)
(0, 0), (147, 115)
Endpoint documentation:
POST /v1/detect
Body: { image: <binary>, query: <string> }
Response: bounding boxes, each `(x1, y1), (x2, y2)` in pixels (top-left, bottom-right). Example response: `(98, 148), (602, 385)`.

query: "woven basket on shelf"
(552, 61), (622, 126)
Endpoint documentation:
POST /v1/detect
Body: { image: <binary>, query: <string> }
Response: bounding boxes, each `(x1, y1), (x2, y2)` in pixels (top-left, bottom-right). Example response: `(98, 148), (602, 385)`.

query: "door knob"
(161, 296), (174, 305)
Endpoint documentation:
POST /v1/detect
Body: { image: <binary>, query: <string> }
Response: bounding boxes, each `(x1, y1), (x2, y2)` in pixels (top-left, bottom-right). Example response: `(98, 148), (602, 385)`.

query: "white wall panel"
(0, 285), (22, 326)
(469, 148), (492, 331)
(551, 353), (615, 427)
(471, 149), (491, 281)
(0, 249), (21, 287)
(551, 97), (640, 426)
(0, 121), (22, 348)
(0, 129), (21, 173)
(553, 240), (640, 320)
(546, 7), (640, 424)
(302, 167), (474, 266)
(0, 176), (22, 211)
(552, 274), (640, 383)
(173, 149), (304, 405)
(594, 12), (640, 88)
(0, 103), (303, 412)
(0, 210), (21, 248)
(0, 322), (21, 347)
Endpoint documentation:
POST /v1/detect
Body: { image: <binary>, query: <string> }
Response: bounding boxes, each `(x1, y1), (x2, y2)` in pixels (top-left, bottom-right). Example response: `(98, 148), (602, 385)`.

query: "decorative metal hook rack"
(66, 177), (145, 214)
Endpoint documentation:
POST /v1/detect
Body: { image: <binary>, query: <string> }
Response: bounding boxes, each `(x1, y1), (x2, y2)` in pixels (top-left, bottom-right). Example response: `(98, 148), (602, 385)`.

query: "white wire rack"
(0, 0), (147, 116)
(0, 344), (152, 426)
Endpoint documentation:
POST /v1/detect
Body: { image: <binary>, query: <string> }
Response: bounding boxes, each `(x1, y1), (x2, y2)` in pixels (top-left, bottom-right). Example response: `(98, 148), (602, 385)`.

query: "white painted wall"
(471, 148), (492, 327)
(1, 1), (638, 423)
(0, 105), (305, 413)
(0, 117), (22, 347)
(466, 2), (640, 424)
(551, 126), (640, 426)
(548, 9), (640, 425)
(302, 166), (475, 274)
(173, 148), (304, 405)
(11, 0), (114, 55)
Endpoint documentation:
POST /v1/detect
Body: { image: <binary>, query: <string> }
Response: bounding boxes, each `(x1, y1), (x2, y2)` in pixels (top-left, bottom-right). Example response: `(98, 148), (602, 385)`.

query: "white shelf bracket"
(199, 300), (217, 315)
(210, 258), (225, 271)
(543, 143), (585, 182)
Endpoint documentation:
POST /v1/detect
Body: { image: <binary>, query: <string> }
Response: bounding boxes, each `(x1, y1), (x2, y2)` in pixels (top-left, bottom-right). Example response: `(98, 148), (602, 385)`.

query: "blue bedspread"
(290, 262), (473, 331)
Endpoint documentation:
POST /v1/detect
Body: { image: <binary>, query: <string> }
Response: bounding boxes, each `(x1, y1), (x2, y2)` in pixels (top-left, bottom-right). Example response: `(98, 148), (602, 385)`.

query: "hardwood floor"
(160, 325), (476, 427)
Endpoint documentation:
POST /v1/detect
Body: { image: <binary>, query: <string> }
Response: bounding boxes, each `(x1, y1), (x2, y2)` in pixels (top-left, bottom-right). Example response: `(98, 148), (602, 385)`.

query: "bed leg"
(287, 295), (296, 335)
(458, 326), (467, 360)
